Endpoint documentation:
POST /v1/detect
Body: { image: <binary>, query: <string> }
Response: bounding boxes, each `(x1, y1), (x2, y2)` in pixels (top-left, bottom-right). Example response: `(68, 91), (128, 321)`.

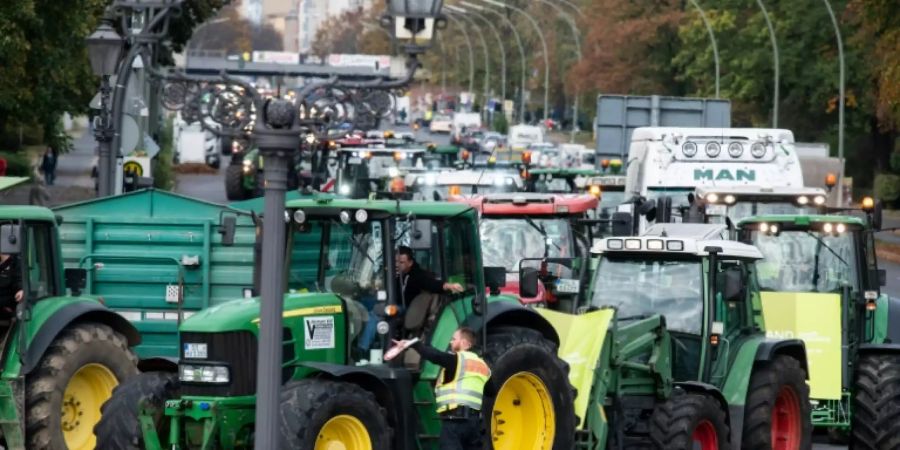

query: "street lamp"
(688, 0), (720, 98)
(535, 0), (582, 142)
(821, 0), (845, 206)
(755, 0), (779, 127)
(382, 0), (447, 55)
(86, 12), (125, 198)
(445, 7), (490, 121)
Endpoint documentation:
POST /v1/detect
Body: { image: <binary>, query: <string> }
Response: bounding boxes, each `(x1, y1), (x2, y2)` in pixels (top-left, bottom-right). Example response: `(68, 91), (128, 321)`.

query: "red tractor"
(451, 193), (598, 311)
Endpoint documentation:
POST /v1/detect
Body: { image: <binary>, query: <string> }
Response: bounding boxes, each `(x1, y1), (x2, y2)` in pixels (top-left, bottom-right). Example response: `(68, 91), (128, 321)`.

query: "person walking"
(40, 146), (57, 186)
(390, 327), (490, 450)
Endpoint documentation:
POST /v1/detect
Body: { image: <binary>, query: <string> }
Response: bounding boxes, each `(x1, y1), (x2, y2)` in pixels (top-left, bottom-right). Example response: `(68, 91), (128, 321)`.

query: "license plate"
(556, 278), (580, 294)
(183, 343), (208, 359)
(705, 204), (727, 216)
(348, 157), (362, 165)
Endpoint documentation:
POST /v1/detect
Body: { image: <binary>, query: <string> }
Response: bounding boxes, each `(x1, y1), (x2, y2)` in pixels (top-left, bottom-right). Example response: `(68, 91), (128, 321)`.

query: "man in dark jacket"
(0, 253), (23, 313)
(395, 246), (464, 308)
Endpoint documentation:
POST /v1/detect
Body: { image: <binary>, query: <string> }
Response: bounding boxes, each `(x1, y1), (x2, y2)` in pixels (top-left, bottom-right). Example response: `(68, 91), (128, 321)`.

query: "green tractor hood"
(180, 293), (345, 334)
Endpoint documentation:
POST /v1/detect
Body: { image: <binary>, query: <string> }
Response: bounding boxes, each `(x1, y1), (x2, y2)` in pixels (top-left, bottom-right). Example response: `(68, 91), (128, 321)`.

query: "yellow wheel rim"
(316, 414), (372, 450)
(491, 371), (555, 450)
(61, 363), (119, 450)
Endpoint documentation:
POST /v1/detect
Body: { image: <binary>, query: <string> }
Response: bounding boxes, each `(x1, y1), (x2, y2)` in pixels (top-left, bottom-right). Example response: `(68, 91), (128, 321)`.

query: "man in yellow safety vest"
(393, 327), (490, 449)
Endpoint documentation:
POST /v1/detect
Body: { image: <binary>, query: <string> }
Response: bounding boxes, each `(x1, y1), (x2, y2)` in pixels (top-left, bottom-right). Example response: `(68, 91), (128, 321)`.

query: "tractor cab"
(451, 193), (598, 310)
(333, 147), (426, 198)
(406, 169), (523, 201)
(524, 168), (603, 194)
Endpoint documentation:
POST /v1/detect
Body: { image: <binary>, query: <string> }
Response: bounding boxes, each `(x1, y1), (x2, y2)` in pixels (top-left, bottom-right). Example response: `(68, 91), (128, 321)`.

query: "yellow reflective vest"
(435, 351), (491, 413)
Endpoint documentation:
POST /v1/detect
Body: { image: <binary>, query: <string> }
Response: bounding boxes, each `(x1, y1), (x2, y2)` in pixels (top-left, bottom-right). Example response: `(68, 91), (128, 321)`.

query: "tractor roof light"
(823, 223), (834, 234)
(646, 239), (664, 250)
(728, 142), (744, 158)
(751, 142), (766, 159)
(355, 209), (369, 223)
(666, 240), (684, 251)
(836, 223), (846, 234)
(861, 196), (875, 210)
(589, 185), (601, 198)
(389, 177), (406, 193)
(339, 210), (353, 224)
(706, 193), (720, 204)
(723, 195), (736, 205)
(682, 141), (698, 158)
(813, 195), (826, 205)
(825, 173), (838, 190)
(705, 141), (721, 158)
(449, 185), (461, 196)
(624, 239), (641, 250)
(600, 159), (611, 169)
(607, 239), (624, 250)
(797, 195), (809, 205)
(394, 151), (404, 161)
(522, 151), (532, 165)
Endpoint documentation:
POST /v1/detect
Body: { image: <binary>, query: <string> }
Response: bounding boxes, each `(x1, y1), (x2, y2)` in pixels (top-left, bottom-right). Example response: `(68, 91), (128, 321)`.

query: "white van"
(508, 125), (545, 151)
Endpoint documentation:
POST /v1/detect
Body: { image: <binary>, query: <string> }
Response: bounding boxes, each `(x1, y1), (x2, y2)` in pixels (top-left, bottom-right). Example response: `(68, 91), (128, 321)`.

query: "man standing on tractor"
(391, 327), (490, 450)
(395, 246), (464, 307)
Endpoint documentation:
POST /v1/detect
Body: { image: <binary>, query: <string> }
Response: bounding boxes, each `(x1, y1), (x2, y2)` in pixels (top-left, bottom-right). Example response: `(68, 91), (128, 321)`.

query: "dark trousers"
(439, 417), (483, 450)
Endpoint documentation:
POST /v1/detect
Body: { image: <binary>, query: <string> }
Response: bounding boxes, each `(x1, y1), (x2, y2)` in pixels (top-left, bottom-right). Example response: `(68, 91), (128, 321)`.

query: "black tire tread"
(94, 372), (180, 450)
(26, 322), (138, 450)
(225, 164), (247, 200)
(650, 391), (731, 450)
(279, 379), (392, 450)
(482, 326), (576, 450)
(851, 353), (900, 449)
(741, 354), (812, 450)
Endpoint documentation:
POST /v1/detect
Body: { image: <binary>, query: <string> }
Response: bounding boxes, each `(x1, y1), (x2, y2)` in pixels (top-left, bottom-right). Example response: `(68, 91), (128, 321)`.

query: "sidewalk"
(0, 128), (97, 206)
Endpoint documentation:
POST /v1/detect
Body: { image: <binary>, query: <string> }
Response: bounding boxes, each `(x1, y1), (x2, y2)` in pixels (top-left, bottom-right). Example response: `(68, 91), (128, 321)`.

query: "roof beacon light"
(825, 173), (838, 189)
(861, 196), (875, 210)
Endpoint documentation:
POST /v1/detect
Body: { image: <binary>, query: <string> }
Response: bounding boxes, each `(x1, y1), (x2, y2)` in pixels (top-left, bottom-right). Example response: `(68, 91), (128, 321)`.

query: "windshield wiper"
(524, 217), (562, 253)
(804, 231), (848, 267)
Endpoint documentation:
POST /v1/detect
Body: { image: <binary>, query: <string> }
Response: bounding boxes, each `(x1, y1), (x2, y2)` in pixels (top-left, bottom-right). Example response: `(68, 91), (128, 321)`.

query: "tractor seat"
(404, 292), (442, 335)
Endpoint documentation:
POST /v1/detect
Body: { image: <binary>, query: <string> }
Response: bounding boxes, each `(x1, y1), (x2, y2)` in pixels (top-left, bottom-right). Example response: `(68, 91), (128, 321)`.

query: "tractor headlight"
(339, 184), (351, 195)
(750, 142), (766, 158)
(797, 195), (809, 205)
(682, 141), (698, 158)
(727, 142), (744, 158)
(813, 195), (826, 205)
(180, 364), (230, 384)
(705, 142), (721, 158)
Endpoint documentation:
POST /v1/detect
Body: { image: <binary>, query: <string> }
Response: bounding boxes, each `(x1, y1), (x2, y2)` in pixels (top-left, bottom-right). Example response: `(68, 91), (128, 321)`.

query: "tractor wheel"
(851, 353), (900, 449)
(25, 322), (138, 450)
(225, 164), (248, 200)
(650, 391), (730, 450)
(94, 372), (180, 450)
(279, 379), (392, 450)
(741, 355), (811, 450)
(482, 326), (576, 450)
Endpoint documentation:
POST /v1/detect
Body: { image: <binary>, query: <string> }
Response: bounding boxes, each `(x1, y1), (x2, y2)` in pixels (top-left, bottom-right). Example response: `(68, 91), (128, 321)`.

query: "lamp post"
(822, 0), (845, 206)
(446, 15), (475, 95)
(556, 0), (585, 18)
(86, 11), (125, 198)
(688, 0), (720, 98)
(445, 7), (490, 121)
(462, 1), (525, 122)
(755, 0), (779, 127)
(480, 0), (549, 121)
(535, 0), (582, 142)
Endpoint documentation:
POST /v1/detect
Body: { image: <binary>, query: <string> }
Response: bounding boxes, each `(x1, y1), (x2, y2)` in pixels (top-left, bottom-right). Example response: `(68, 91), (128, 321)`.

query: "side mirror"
(611, 212), (633, 237)
(871, 268), (887, 288)
(519, 267), (540, 299)
(219, 215), (237, 246)
(723, 267), (744, 302)
(65, 268), (87, 297)
(483, 266), (507, 296)
(636, 198), (657, 221)
(409, 219), (432, 250)
(0, 224), (21, 254)
(433, 190), (442, 202)
(873, 200), (883, 231)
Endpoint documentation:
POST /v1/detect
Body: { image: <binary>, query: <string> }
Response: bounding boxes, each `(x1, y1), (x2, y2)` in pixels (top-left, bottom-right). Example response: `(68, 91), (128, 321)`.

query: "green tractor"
(524, 234), (813, 448)
(0, 206), (140, 449)
(225, 147), (306, 201)
(94, 198), (577, 450)
(736, 202), (900, 446)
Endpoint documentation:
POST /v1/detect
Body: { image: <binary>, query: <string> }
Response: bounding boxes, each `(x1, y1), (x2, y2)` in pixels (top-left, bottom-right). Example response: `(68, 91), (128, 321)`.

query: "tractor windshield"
(591, 256), (703, 334)
(481, 218), (573, 278)
(748, 229), (858, 293)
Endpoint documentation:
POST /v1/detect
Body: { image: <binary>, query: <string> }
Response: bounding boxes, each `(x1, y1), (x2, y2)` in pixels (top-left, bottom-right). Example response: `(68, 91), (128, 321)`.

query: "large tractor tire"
(741, 355), (811, 450)
(650, 391), (731, 450)
(225, 164), (248, 200)
(851, 353), (900, 449)
(94, 372), (180, 450)
(279, 379), (392, 450)
(482, 326), (576, 450)
(25, 322), (138, 450)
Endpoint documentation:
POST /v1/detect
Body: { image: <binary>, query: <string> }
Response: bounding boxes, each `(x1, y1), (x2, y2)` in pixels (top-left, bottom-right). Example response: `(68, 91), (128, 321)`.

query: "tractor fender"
(858, 343), (900, 354)
(755, 339), (809, 377)
(23, 301), (141, 374)
(300, 362), (418, 450)
(137, 356), (179, 373)
(465, 301), (560, 347)
(881, 295), (900, 344)
(673, 381), (732, 440)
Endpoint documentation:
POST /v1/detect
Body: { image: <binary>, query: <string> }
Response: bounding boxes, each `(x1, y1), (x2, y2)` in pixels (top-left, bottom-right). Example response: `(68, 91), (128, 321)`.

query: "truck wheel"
(741, 355), (811, 450)
(279, 379), (392, 450)
(650, 391), (730, 450)
(225, 164), (247, 200)
(852, 354), (900, 449)
(94, 372), (180, 450)
(483, 327), (576, 450)
(26, 322), (138, 450)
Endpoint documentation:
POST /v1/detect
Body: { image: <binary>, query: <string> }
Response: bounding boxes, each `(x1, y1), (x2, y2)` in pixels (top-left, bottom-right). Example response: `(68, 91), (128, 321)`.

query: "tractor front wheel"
(225, 164), (248, 200)
(482, 326), (576, 450)
(650, 390), (730, 450)
(279, 379), (392, 450)
(741, 355), (811, 450)
(25, 322), (138, 450)
(852, 353), (900, 449)
(94, 372), (180, 450)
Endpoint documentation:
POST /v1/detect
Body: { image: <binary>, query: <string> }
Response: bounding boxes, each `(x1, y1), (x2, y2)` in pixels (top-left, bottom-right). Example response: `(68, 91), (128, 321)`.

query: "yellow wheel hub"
(491, 371), (555, 450)
(61, 363), (119, 450)
(316, 414), (372, 450)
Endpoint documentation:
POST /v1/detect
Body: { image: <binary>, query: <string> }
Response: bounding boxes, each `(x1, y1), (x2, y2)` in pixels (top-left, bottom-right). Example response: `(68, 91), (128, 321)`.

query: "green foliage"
(891, 152), (900, 173)
(875, 174), (900, 202)
(152, 116), (176, 191)
(0, 151), (34, 177)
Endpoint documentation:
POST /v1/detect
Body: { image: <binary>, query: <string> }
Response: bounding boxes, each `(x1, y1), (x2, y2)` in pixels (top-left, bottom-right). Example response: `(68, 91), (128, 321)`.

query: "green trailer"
(95, 197), (578, 450)
(737, 205), (900, 445)
(0, 206), (140, 449)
